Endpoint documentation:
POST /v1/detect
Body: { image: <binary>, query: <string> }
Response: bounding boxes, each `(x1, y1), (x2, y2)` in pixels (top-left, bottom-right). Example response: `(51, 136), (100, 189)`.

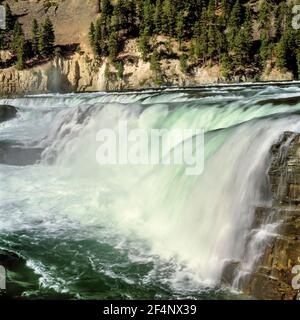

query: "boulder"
(0, 105), (18, 123)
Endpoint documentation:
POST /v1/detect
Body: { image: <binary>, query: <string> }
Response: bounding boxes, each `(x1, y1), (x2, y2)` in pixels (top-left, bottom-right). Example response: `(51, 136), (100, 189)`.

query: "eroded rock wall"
(222, 132), (300, 300)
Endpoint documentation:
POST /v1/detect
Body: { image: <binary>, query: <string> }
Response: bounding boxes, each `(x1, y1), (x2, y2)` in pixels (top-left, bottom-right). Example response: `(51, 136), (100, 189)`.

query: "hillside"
(5, 0), (97, 50)
(0, 0), (300, 94)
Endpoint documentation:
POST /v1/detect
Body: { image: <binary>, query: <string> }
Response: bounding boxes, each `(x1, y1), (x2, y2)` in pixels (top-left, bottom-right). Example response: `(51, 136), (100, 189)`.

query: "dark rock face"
(0, 249), (41, 299)
(0, 105), (18, 123)
(221, 131), (300, 300)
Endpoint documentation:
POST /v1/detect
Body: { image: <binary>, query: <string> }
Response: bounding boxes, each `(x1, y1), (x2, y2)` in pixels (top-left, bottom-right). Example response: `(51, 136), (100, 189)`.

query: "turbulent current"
(1, 83), (300, 299)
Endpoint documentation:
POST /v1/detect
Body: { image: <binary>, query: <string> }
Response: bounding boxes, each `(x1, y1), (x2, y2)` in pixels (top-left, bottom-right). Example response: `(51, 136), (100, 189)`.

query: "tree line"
(89, 0), (300, 80)
(0, 2), (55, 70)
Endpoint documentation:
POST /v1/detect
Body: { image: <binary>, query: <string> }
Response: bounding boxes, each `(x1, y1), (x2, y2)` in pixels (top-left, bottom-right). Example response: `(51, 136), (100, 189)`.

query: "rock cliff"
(222, 131), (300, 300)
(0, 48), (293, 96)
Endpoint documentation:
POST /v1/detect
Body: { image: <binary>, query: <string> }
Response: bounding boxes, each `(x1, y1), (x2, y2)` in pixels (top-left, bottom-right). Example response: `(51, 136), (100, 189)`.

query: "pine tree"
(176, 12), (185, 49)
(228, 0), (243, 29)
(39, 17), (55, 57)
(179, 54), (188, 73)
(221, 0), (234, 23)
(89, 22), (99, 56)
(138, 31), (149, 61)
(12, 21), (23, 53)
(193, 8), (208, 62)
(233, 6), (253, 67)
(0, 31), (4, 50)
(101, 0), (112, 17)
(5, 3), (14, 30)
(142, 0), (154, 35)
(258, 0), (274, 65)
(162, 0), (175, 36)
(297, 50), (300, 79)
(154, 0), (162, 34)
(108, 29), (118, 62)
(16, 34), (25, 70)
(31, 19), (39, 57)
(97, 17), (108, 56)
(115, 60), (124, 80)
(150, 49), (163, 84)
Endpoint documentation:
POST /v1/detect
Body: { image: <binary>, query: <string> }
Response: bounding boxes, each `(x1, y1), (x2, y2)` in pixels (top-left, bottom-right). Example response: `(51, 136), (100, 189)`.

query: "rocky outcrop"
(222, 131), (300, 300)
(0, 105), (18, 122)
(0, 37), (293, 96)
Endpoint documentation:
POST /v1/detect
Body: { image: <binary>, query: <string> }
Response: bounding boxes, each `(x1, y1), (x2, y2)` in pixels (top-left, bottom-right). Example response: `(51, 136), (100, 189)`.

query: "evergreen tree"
(179, 54), (188, 73)
(115, 60), (124, 80)
(100, 0), (112, 17)
(0, 31), (4, 50)
(38, 17), (55, 57)
(108, 29), (118, 62)
(138, 31), (149, 61)
(12, 21), (23, 53)
(150, 49), (163, 84)
(176, 12), (185, 49)
(5, 3), (14, 30)
(258, 0), (274, 65)
(141, 0), (154, 36)
(31, 19), (39, 57)
(233, 6), (253, 67)
(228, 0), (243, 29)
(16, 34), (25, 70)
(162, 0), (175, 36)
(89, 22), (99, 56)
(154, 0), (162, 34)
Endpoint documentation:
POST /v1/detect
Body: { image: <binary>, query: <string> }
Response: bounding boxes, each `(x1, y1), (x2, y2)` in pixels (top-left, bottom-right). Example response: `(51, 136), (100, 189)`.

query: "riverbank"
(0, 46), (294, 97)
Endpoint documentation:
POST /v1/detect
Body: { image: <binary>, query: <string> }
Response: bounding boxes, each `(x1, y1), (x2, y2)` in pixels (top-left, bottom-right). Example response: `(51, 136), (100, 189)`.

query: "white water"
(1, 85), (300, 293)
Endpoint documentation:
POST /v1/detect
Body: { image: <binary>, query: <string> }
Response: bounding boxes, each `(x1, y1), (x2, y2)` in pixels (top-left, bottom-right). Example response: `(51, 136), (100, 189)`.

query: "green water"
(1, 83), (300, 299)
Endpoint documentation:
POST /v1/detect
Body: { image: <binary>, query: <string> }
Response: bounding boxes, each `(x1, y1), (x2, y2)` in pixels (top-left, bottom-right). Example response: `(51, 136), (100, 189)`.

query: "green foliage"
(115, 60), (124, 80)
(108, 29), (119, 62)
(154, 0), (162, 34)
(179, 54), (188, 73)
(38, 17), (55, 57)
(101, 0), (113, 17)
(150, 49), (163, 85)
(2, 0), (300, 81)
(104, 62), (110, 80)
(89, 22), (98, 56)
(5, 3), (14, 30)
(16, 35), (25, 70)
(138, 32), (150, 61)
(12, 21), (23, 53)
(11, 21), (26, 70)
(31, 19), (39, 57)
(176, 12), (185, 49)
(0, 31), (4, 50)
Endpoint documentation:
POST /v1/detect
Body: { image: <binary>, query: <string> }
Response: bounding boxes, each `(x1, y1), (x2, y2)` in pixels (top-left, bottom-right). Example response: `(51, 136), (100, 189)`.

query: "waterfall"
(1, 85), (300, 296)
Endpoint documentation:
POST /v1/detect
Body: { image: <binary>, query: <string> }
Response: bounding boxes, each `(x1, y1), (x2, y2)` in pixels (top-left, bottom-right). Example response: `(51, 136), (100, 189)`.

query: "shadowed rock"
(0, 105), (18, 123)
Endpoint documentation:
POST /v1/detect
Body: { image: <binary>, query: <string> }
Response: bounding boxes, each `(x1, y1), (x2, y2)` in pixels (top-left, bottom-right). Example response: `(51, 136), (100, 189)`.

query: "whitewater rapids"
(1, 84), (300, 298)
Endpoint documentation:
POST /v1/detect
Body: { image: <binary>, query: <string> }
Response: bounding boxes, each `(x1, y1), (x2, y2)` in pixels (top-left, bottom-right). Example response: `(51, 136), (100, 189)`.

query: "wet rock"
(0, 249), (25, 271)
(221, 260), (241, 286)
(0, 249), (41, 299)
(221, 131), (300, 300)
(0, 105), (18, 123)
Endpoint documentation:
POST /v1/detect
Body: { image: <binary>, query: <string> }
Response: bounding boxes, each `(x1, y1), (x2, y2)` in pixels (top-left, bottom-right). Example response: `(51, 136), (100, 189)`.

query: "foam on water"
(1, 85), (300, 297)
